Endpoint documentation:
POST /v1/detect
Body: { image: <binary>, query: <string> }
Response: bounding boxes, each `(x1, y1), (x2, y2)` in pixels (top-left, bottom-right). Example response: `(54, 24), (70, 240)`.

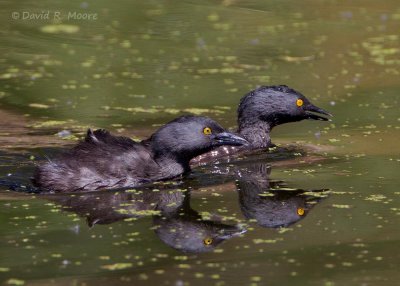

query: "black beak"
(304, 104), (333, 121)
(213, 132), (249, 147)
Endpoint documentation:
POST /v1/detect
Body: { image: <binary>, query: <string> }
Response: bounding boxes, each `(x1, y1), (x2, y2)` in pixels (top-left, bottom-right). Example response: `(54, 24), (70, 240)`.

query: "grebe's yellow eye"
(297, 207), (305, 216)
(203, 237), (213, 245)
(203, 127), (212, 135)
(296, 99), (304, 107)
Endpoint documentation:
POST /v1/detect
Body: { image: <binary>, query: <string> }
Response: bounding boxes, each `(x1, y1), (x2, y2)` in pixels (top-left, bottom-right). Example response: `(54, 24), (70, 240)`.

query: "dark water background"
(0, 1), (399, 285)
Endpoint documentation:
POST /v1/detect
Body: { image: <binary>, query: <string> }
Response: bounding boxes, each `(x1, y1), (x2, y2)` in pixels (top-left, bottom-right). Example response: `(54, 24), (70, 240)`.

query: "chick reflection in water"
(46, 185), (245, 253)
(153, 191), (245, 253)
(235, 163), (329, 228)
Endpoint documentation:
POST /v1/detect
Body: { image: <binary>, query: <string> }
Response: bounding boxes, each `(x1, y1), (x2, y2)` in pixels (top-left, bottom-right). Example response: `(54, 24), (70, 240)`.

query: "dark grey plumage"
(192, 85), (332, 164)
(33, 115), (248, 192)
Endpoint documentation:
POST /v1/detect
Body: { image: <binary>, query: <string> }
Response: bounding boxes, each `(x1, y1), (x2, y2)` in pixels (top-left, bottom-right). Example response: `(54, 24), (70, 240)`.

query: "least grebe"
(192, 85), (332, 164)
(33, 115), (248, 192)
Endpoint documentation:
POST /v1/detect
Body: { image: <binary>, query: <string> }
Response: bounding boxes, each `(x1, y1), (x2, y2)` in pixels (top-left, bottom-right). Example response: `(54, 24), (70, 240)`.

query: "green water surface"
(0, 1), (399, 285)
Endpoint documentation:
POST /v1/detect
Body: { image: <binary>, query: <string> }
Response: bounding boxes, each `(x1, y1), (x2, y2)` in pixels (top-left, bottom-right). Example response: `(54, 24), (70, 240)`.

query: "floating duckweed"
(259, 192), (274, 197)
(117, 209), (160, 216)
(164, 108), (180, 114)
(31, 120), (69, 128)
(251, 276), (262, 282)
(213, 22), (231, 30)
(280, 55), (314, 62)
(141, 34), (151, 40)
(120, 40), (131, 48)
(302, 191), (329, 198)
(59, 134), (79, 141)
(199, 211), (212, 220)
(40, 24), (79, 34)
(108, 106), (158, 113)
(28, 103), (50, 109)
(342, 262), (353, 267)
(252, 239), (280, 244)
(351, 243), (366, 248)
(197, 67), (242, 74)
(207, 13), (219, 22)
(102, 105), (226, 116)
(271, 187), (299, 191)
(6, 279), (25, 285)
(361, 35), (400, 65)
(126, 232), (139, 237)
(365, 194), (387, 202)
(194, 272), (204, 278)
(278, 228), (293, 234)
(101, 263), (132, 270)
(390, 208), (400, 214)
(0, 73), (14, 79)
(332, 204), (352, 209)
(211, 192), (222, 197)
(183, 108), (224, 115)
